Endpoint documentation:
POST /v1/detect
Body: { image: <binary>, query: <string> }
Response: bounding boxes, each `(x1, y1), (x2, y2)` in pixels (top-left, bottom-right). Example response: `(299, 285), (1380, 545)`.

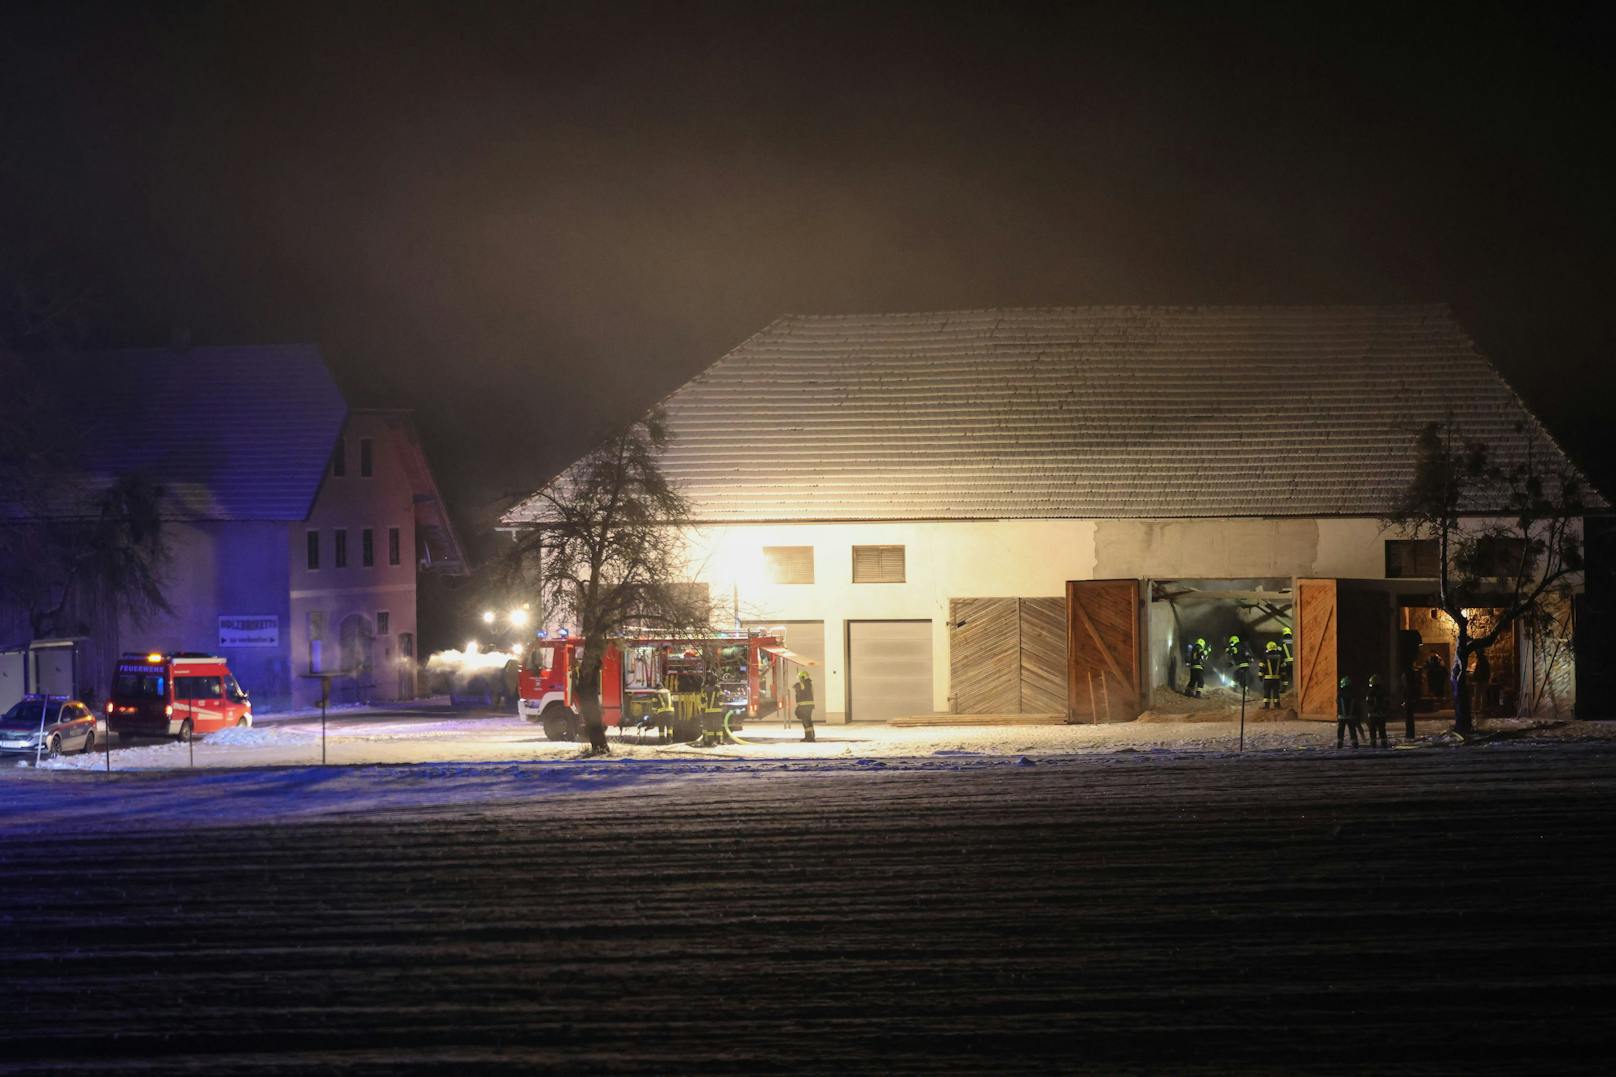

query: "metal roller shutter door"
(848, 620), (933, 721)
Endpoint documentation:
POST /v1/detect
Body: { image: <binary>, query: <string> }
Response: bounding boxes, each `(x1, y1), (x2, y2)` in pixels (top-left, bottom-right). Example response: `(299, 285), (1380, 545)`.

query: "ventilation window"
(1385, 539), (1439, 579)
(764, 546), (815, 584)
(852, 545), (906, 584)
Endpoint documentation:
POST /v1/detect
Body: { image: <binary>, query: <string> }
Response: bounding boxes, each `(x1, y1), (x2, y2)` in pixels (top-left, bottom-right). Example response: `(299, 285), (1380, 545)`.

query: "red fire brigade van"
(518, 630), (813, 742)
(106, 652), (252, 743)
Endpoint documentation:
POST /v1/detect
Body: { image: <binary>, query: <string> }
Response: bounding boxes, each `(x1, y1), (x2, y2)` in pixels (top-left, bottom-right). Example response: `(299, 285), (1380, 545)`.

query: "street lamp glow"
(481, 610), (496, 624)
(509, 608), (530, 627)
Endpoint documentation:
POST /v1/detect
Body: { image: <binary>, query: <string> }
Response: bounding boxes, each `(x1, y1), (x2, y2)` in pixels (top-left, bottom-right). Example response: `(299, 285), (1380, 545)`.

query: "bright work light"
(481, 610), (496, 624)
(509, 608), (530, 627)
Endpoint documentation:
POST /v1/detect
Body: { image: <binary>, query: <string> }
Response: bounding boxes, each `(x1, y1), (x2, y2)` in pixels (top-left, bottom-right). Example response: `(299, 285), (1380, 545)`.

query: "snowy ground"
(16, 700), (1616, 773)
(2, 742), (1614, 1073)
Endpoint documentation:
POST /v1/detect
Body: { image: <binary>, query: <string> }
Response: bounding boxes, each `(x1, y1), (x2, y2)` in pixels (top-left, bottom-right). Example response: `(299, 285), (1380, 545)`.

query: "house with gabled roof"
(505, 305), (1602, 724)
(2, 346), (464, 712)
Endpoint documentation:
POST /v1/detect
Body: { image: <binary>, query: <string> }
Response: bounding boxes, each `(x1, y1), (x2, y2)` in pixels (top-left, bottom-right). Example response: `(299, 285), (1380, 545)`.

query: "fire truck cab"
(518, 630), (814, 742)
(107, 652), (252, 743)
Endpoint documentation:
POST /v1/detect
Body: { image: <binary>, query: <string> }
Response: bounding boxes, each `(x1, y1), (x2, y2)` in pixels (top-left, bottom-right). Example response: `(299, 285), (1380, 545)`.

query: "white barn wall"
(683, 517), (1397, 720)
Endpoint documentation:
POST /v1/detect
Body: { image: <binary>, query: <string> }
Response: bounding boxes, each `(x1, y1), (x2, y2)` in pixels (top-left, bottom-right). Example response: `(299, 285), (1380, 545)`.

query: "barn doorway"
(1146, 578), (1294, 716)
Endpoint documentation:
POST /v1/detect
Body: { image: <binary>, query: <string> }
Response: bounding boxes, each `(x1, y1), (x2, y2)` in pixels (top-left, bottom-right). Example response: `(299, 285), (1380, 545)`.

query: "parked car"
(0, 695), (103, 758)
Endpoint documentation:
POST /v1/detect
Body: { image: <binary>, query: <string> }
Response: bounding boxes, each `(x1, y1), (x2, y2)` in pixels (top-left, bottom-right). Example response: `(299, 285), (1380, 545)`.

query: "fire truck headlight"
(509, 609), (529, 627)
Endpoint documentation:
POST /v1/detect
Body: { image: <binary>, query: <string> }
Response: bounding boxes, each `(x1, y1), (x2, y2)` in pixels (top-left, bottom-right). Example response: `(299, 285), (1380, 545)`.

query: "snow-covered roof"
(505, 305), (1601, 524)
(36, 345), (347, 521)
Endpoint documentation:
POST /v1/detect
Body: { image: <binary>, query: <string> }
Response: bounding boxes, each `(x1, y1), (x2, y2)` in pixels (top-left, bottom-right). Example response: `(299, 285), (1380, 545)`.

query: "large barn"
(505, 305), (1603, 723)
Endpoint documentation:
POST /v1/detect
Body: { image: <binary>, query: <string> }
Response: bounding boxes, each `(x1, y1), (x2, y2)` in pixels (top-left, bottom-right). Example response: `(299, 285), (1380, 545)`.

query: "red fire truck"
(518, 630), (814, 742)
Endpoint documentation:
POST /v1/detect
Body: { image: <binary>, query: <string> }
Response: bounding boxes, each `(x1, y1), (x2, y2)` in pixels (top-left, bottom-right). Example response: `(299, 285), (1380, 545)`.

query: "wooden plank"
(1296, 578), (1338, 718)
(1019, 597), (1068, 714)
(950, 598), (1019, 713)
(1066, 580), (1141, 722)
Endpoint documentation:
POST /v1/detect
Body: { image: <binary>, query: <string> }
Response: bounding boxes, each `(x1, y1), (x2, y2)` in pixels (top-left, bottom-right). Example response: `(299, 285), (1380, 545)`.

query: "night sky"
(4, 1), (1612, 527)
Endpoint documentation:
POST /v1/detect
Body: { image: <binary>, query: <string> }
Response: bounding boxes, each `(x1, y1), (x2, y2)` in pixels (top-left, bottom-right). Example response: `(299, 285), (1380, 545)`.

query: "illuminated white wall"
(680, 516), (1402, 721)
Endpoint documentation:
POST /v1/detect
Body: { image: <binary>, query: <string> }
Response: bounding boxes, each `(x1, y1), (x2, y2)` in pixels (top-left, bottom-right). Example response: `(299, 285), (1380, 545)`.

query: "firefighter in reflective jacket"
(1364, 674), (1390, 748)
(794, 669), (816, 743)
(1226, 634), (1252, 691)
(1336, 676), (1363, 748)
(1260, 641), (1284, 709)
(1280, 626), (1295, 689)
(1185, 637), (1209, 698)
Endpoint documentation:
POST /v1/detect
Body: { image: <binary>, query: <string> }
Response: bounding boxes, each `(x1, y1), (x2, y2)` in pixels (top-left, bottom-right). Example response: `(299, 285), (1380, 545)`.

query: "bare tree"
(499, 408), (705, 752)
(0, 472), (173, 640)
(1387, 418), (1586, 734)
(2, 271), (173, 646)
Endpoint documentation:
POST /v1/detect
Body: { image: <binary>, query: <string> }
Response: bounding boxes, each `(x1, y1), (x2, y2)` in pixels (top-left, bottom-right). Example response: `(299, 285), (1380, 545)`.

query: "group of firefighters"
(1184, 627), (1294, 709)
(1185, 625), (1401, 749)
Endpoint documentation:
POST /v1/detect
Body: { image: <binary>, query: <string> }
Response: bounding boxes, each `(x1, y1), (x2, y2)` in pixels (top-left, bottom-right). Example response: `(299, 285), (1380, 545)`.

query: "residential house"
(0, 346), (463, 712)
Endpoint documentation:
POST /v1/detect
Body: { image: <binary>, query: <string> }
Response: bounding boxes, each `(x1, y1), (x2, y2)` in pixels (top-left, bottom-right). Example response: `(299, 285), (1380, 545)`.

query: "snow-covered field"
(2, 742), (1614, 1074)
(19, 704), (1616, 773)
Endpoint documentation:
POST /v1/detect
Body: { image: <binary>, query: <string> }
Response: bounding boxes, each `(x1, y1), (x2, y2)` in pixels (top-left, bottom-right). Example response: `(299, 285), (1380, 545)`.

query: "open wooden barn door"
(1066, 579), (1140, 722)
(1295, 578), (1339, 718)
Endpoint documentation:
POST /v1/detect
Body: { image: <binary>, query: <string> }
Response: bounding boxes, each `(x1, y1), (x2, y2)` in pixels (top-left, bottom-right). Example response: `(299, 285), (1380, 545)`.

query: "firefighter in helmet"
(1364, 673), (1390, 748)
(1260, 641), (1284, 709)
(1280, 626), (1295, 689)
(1226, 634), (1252, 692)
(1185, 637), (1209, 698)
(794, 668), (816, 743)
(1336, 675), (1363, 748)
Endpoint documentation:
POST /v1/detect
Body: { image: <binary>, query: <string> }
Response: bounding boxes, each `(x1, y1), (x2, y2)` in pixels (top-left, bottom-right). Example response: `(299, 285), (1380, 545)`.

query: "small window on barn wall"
(388, 527), (401, 566)
(330, 438), (346, 477)
(361, 528), (375, 567)
(852, 545), (906, 584)
(1385, 539), (1440, 579)
(306, 530), (320, 570)
(334, 529), (348, 569)
(359, 438), (374, 477)
(376, 611), (390, 635)
(764, 546), (814, 584)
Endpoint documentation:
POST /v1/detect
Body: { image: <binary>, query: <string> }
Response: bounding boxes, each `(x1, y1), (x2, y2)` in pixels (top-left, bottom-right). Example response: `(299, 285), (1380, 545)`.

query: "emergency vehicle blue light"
(558, 629), (569, 638)
(536, 629), (548, 639)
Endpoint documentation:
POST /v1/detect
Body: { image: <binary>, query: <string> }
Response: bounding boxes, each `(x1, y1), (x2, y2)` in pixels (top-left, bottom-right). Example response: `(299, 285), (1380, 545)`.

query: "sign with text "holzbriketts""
(219, 616), (279, 648)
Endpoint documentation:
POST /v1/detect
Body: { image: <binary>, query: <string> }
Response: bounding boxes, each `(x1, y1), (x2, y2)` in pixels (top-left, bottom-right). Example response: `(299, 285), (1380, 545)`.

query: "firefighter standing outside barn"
(1186, 637), (1209, 698)
(1260, 641), (1284, 709)
(1336, 676), (1364, 748)
(794, 669), (816, 743)
(1364, 674), (1390, 748)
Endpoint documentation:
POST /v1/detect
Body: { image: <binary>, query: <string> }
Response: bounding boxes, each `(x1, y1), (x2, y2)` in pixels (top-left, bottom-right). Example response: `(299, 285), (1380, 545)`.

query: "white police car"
(0, 695), (102, 759)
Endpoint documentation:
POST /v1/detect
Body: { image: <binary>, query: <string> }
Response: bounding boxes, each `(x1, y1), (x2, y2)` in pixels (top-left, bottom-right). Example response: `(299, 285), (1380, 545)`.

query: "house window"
(388, 527), (401, 566)
(360, 438), (374, 477)
(334, 529), (348, 569)
(764, 546), (814, 584)
(852, 544), (906, 584)
(362, 528), (375, 568)
(309, 610), (325, 640)
(331, 438), (346, 477)
(376, 611), (390, 635)
(1385, 539), (1440, 579)
(306, 530), (320, 570)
